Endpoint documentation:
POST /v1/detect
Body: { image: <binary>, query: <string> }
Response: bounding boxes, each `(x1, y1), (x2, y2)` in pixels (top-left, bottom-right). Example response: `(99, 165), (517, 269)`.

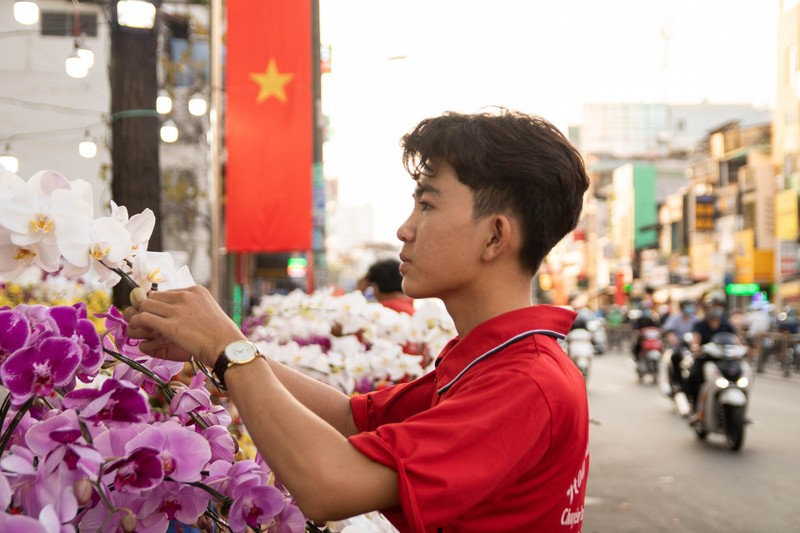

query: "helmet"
(703, 291), (726, 307)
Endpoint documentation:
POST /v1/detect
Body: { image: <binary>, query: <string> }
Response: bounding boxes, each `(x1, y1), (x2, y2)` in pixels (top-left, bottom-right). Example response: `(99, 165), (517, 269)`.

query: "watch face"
(225, 340), (258, 363)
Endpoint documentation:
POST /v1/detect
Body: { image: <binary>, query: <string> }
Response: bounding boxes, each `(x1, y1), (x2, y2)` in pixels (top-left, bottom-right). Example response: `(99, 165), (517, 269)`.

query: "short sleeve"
(348, 370), (552, 531)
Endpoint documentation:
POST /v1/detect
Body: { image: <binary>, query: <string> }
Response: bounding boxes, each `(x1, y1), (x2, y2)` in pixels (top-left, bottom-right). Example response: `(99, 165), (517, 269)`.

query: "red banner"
(225, 0), (312, 252)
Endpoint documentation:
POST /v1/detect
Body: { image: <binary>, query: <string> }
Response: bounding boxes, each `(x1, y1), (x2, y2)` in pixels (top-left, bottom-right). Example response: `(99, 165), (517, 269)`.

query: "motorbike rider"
(662, 299), (698, 389)
(631, 302), (659, 364)
(686, 292), (739, 410)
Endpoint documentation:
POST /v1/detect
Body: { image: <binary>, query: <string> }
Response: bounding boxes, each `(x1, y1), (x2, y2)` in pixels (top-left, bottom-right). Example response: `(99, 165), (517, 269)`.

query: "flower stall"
(0, 168), (457, 533)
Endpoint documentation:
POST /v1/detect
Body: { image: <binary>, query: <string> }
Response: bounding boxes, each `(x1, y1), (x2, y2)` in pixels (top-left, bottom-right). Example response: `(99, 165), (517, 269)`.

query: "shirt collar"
(435, 305), (576, 388)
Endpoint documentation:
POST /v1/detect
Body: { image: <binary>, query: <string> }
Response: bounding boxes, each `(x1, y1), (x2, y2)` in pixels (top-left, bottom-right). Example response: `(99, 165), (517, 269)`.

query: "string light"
(188, 92), (207, 116)
(65, 46), (89, 79)
(160, 119), (178, 143)
(76, 39), (94, 69)
(79, 130), (97, 158)
(0, 144), (20, 174)
(116, 0), (157, 29)
(156, 90), (172, 114)
(13, 1), (39, 25)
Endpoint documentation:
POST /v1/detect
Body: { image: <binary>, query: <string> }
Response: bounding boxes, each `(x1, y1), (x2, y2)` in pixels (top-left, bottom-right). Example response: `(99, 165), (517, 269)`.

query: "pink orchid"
(138, 481), (207, 530)
(0, 445), (79, 524)
(169, 372), (213, 423)
(106, 447), (164, 493)
(228, 483), (285, 531)
(125, 421), (211, 483)
(201, 425), (236, 463)
(62, 378), (150, 425)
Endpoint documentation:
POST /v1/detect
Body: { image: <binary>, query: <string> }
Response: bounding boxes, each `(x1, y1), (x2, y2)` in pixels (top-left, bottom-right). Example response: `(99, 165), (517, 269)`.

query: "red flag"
(225, 0), (312, 252)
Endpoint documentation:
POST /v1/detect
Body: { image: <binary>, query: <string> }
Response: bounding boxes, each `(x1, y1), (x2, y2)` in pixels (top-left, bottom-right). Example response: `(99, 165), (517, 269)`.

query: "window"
(40, 11), (98, 37)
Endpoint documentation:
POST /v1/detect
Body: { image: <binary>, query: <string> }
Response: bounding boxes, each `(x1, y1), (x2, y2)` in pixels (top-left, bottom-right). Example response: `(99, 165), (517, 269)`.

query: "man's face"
(396, 161), (490, 301)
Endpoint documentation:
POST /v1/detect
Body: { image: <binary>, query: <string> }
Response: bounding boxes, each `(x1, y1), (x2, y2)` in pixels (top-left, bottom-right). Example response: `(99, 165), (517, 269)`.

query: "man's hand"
(123, 285), (247, 367)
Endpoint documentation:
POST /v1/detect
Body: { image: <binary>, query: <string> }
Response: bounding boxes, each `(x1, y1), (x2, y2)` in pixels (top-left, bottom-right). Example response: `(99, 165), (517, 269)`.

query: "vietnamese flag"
(225, 0), (312, 252)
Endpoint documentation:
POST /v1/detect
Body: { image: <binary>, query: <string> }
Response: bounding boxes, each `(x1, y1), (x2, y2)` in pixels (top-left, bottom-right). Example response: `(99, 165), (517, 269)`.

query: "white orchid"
(0, 170), (194, 290)
(129, 251), (194, 292)
(109, 201), (155, 258)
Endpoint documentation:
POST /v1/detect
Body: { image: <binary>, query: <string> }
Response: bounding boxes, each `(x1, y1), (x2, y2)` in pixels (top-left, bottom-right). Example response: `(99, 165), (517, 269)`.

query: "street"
(583, 349), (800, 532)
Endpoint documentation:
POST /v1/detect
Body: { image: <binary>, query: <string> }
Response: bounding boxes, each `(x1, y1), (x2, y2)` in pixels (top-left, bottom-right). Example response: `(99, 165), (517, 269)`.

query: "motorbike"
(565, 326), (594, 382)
(635, 326), (663, 384)
(691, 332), (753, 451)
(659, 332), (693, 417)
(576, 309), (608, 354)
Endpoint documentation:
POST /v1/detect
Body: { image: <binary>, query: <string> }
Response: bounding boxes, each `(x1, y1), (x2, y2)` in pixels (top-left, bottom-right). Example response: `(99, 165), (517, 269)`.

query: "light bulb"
(79, 139), (97, 158)
(77, 46), (94, 69)
(66, 50), (89, 79)
(188, 93), (207, 116)
(156, 91), (172, 114)
(0, 144), (19, 174)
(13, 1), (39, 25)
(117, 1), (156, 29)
(160, 120), (179, 143)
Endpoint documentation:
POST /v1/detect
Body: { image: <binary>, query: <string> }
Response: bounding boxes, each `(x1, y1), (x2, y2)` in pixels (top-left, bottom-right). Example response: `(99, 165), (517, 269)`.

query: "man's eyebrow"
(413, 181), (440, 199)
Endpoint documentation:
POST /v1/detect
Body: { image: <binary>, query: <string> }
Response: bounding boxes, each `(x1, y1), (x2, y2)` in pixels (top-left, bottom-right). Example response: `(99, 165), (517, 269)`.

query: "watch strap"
(212, 353), (231, 390)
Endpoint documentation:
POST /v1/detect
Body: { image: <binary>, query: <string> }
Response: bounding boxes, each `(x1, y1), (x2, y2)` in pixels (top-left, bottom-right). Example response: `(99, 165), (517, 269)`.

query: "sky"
(319, 0), (779, 245)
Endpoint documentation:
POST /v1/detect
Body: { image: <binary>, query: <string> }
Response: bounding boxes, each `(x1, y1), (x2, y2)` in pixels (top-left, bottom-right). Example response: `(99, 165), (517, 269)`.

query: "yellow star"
(249, 59), (294, 104)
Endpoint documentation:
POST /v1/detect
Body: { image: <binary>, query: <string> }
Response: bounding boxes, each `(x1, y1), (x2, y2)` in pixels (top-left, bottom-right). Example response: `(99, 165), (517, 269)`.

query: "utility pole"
(109, 2), (162, 307)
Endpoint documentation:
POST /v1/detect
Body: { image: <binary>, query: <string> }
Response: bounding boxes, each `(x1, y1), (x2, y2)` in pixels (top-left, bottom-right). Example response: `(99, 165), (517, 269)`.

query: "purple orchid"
(201, 424), (236, 463)
(0, 474), (47, 533)
(106, 447), (165, 493)
(1, 336), (81, 404)
(9, 305), (60, 345)
(268, 500), (307, 533)
(0, 445), (79, 524)
(78, 491), (148, 533)
(25, 410), (103, 480)
(125, 421), (211, 483)
(169, 373), (212, 423)
(0, 309), (30, 365)
(62, 378), (150, 425)
(138, 482), (207, 530)
(46, 304), (103, 382)
(228, 483), (285, 531)
(112, 354), (185, 395)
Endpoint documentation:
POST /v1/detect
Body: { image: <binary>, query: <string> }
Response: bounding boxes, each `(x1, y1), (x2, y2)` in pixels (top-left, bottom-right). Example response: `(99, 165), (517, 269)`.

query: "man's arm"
(124, 286), (400, 519)
(224, 359), (399, 521)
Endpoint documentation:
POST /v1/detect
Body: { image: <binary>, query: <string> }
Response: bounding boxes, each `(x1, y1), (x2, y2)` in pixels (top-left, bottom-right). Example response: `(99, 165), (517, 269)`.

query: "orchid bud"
(120, 509), (137, 532)
(130, 287), (147, 306)
(73, 479), (93, 505)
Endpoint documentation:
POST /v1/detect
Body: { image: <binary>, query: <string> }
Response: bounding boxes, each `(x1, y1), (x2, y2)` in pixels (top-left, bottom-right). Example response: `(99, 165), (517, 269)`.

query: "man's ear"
(482, 214), (514, 261)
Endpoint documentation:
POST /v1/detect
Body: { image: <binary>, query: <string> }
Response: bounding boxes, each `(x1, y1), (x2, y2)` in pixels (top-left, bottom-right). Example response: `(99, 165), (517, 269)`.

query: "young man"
(125, 109), (591, 532)
(364, 258), (415, 315)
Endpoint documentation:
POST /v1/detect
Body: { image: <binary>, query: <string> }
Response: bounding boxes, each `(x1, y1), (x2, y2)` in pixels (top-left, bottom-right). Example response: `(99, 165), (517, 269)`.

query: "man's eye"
(418, 201), (432, 211)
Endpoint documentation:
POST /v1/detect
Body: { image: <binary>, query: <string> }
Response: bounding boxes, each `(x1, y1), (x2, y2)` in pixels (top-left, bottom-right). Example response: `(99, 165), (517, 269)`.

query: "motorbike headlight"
(736, 377), (749, 388)
(714, 377), (730, 389)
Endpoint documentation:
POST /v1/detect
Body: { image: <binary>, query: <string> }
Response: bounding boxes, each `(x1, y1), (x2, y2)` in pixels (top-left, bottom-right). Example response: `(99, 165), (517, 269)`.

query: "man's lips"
(399, 254), (411, 274)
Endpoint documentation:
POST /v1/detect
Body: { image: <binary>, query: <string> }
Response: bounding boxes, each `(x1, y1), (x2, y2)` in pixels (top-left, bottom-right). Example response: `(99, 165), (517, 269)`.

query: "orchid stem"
(177, 479), (230, 503)
(99, 260), (139, 291)
(103, 347), (174, 400)
(0, 397), (34, 455)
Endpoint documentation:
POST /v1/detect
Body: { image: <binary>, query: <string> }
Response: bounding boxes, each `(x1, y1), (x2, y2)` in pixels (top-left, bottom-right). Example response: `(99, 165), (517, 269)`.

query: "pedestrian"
(125, 108), (591, 532)
(364, 258), (415, 315)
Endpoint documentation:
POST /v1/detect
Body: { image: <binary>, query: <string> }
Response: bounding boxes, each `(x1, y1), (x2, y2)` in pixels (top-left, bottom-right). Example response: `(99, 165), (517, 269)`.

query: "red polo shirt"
(348, 305), (590, 532)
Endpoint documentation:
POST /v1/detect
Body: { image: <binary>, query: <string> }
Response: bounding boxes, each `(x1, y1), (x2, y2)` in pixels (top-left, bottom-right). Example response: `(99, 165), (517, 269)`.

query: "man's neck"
(442, 275), (533, 338)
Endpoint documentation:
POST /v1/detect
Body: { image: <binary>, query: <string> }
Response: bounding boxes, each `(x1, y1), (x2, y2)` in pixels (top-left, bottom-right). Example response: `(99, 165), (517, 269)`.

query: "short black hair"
(366, 259), (403, 293)
(401, 108), (589, 274)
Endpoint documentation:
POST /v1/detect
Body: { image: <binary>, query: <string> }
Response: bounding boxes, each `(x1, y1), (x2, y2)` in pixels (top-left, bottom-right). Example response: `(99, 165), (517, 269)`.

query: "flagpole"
(208, 0), (223, 302)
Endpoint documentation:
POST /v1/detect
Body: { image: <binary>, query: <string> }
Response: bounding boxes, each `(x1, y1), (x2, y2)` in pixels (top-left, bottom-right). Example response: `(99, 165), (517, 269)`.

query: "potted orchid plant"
(0, 168), (307, 532)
